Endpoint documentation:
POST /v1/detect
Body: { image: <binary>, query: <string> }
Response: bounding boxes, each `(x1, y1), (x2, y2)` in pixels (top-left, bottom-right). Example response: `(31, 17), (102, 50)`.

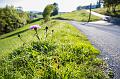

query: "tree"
(96, 0), (101, 8)
(104, 0), (112, 12)
(51, 3), (59, 16)
(42, 4), (54, 22)
(103, 0), (120, 12)
(42, 3), (59, 22)
(76, 6), (82, 10)
(0, 6), (30, 34)
(111, 0), (120, 12)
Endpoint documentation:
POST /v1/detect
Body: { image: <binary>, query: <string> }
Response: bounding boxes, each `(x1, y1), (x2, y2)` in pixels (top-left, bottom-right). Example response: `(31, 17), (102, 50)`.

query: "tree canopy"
(103, 0), (120, 12)
(0, 6), (30, 34)
(42, 3), (59, 22)
(51, 3), (59, 16)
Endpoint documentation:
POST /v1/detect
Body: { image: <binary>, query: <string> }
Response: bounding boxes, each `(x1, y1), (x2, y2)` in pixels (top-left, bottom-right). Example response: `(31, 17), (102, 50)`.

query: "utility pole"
(88, 3), (92, 23)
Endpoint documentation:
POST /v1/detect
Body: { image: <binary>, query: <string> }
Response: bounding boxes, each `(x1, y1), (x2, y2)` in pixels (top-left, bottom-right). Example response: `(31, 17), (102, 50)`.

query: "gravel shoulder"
(68, 20), (120, 79)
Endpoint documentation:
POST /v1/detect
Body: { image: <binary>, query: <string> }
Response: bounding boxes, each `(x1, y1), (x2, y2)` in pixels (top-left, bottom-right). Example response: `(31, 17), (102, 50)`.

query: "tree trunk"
(107, 5), (110, 13)
(112, 5), (116, 13)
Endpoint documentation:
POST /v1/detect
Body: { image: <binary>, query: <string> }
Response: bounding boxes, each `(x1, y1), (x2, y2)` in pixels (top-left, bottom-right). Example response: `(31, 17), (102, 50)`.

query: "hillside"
(53, 10), (101, 22)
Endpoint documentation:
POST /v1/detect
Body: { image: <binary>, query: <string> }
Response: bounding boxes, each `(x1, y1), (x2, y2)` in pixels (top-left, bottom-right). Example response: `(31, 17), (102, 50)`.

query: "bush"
(0, 6), (30, 34)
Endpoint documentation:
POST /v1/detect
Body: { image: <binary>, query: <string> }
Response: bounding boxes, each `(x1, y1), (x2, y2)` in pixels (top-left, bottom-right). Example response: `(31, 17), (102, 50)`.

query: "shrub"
(0, 6), (30, 34)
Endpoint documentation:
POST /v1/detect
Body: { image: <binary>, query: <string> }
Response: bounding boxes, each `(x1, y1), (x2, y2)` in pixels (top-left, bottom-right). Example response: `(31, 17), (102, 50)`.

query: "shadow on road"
(105, 17), (120, 26)
(109, 20), (120, 26)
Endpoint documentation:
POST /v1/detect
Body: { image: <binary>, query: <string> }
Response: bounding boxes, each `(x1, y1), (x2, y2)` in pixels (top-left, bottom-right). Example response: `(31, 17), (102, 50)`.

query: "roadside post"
(88, 3), (92, 22)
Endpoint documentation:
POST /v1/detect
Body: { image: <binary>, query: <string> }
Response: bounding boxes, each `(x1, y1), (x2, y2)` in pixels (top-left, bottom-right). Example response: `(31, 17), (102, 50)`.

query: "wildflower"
(44, 26), (48, 40)
(51, 30), (54, 37)
(30, 25), (41, 30)
(30, 25), (41, 41)
(18, 34), (20, 37)
(52, 30), (54, 33)
(45, 26), (48, 31)
(17, 34), (26, 46)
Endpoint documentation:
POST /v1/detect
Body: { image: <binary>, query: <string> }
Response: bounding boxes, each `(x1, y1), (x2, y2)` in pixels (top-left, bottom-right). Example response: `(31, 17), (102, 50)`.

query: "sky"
(0, 0), (98, 12)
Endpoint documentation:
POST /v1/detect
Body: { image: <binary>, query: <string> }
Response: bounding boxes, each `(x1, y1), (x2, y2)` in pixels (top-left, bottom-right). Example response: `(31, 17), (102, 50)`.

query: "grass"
(0, 10), (101, 57)
(92, 8), (107, 15)
(0, 20), (44, 58)
(92, 5), (120, 17)
(0, 20), (109, 79)
(53, 10), (101, 22)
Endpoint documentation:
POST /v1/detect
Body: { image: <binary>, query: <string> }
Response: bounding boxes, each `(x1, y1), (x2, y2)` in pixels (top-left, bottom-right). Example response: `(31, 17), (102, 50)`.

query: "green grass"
(0, 20), (44, 58)
(92, 8), (107, 15)
(93, 5), (120, 17)
(53, 10), (101, 22)
(0, 20), (109, 79)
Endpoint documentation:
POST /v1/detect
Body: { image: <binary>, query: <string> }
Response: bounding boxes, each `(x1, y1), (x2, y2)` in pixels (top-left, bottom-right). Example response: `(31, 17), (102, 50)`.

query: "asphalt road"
(69, 21), (120, 79)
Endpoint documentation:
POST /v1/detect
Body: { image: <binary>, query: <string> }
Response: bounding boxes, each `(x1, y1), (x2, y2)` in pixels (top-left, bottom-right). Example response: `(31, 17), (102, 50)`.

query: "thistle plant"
(30, 25), (41, 41)
(17, 34), (26, 46)
(45, 26), (48, 40)
(51, 30), (54, 37)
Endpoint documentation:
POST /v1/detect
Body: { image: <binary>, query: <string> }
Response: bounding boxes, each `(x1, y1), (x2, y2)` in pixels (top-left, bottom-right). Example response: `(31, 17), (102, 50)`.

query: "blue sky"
(0, 0), (98, 12)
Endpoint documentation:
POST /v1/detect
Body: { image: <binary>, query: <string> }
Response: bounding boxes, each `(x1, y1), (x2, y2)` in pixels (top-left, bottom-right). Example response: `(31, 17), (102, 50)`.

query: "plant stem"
(35, 30), (40, 41)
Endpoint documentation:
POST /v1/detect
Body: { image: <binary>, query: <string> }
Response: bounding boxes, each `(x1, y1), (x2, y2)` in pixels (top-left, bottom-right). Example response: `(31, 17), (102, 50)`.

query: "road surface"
(69, 20), (120, 79)
(86, 10), (120, 24)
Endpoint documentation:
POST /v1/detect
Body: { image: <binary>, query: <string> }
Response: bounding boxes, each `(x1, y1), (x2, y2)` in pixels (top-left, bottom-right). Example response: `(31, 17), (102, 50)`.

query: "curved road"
(69, 21), (120, 79)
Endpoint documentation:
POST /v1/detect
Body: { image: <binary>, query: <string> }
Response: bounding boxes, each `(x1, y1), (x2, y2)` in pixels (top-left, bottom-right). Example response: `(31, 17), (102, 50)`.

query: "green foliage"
(31, 41), (56, 54)
(42, 4), (55, 22)
(92, 5), (120, 17)
(103, 0), (120, 12)
(42, 3), (59, 22)
(51, 3), (59, 16)
(0, 6), (30, 34)
(0, 20), (44, 57)
(0, 20), (109, 79)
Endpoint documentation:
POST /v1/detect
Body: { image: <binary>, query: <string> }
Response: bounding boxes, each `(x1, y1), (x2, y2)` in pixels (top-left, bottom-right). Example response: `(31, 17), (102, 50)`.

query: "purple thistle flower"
(30, 25), (41, 41)
(30, 25), (41, 30)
